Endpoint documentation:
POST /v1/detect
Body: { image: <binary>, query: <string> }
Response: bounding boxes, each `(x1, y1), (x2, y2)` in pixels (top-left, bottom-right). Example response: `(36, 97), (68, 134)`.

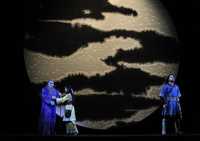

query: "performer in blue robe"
(160, 74), (182, 135)
(38, 80), (61, 136)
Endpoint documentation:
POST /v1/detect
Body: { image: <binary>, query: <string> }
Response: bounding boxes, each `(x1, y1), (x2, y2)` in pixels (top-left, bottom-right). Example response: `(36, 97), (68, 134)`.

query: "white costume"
(56, 93), (78, 135)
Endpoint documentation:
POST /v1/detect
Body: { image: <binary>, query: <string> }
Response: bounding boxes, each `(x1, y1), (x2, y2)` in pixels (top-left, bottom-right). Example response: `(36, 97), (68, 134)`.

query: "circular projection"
(24, 0), (180, 129)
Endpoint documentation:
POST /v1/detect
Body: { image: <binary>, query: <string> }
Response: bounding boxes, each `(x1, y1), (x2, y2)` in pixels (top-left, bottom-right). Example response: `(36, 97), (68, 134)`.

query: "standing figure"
(38, 80), (61, 136)
(160, 74), (182, 135)
(55, 86), (79, 135)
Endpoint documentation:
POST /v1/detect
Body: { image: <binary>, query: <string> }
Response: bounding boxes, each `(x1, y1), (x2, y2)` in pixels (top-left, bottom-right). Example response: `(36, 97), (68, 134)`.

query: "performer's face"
(168, 75), (175, 85)
(48, 80), (54, 88)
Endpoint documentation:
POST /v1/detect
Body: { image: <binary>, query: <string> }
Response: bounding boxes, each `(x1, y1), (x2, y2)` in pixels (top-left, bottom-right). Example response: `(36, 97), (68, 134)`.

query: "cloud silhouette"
(24, 22), (112, 56)
(50, 67), (164, 95)
(39, 0), (138, 20)
(25, 22), (180, 65)
(103, 30), (180, 65)
(24, 0), (138, 36)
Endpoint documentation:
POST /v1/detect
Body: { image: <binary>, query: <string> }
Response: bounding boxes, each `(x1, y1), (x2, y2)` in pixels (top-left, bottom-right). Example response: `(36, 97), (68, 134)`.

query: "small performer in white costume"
(53, 86), (79, 135)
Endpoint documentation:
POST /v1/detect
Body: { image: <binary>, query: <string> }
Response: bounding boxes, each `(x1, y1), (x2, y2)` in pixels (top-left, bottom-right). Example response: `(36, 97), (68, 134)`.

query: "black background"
(0, 0), (200, 136)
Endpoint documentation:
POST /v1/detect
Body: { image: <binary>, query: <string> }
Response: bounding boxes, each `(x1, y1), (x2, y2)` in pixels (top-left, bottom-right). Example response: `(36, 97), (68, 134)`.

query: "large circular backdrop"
(24, 0), (180, 129)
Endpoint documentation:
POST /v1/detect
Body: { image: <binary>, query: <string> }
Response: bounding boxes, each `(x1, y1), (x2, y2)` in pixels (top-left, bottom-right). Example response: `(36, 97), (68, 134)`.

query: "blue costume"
(160, 83), (181, 116)
(39, 85), (60, 136)
(160, 74), (183, 135)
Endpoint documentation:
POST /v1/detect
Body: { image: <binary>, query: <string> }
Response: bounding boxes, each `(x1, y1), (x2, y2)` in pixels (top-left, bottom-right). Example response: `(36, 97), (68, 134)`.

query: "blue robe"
(160, 84), (181, 116)
(39, 86), (60, 136)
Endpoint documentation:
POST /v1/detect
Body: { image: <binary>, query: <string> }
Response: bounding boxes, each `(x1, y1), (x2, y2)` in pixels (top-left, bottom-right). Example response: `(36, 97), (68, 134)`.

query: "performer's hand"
(50, 101), (55, 106)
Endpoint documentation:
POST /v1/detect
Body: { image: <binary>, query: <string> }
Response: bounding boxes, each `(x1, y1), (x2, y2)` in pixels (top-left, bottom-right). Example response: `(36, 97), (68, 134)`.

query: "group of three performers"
(38, 74), (182, 136)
